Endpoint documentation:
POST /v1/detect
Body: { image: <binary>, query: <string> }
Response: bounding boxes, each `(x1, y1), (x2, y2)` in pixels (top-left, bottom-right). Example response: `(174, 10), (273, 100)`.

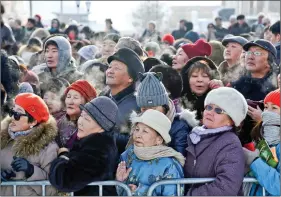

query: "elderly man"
(101, 47), (145, 154)
(219, 36), (248, 85)
(231, 39), (278, 146)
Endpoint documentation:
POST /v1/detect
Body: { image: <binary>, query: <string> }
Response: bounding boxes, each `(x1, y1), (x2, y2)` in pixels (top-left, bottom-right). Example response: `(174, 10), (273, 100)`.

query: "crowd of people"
(1, 2), (280, 196)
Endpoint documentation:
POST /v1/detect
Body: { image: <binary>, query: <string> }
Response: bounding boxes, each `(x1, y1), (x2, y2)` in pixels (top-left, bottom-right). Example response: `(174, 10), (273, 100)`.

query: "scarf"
(8, 127), (33, 139)
(189, 125), (233, 144)
(166, 99), (176, 123)
(134, 145), (185, 166)
(262, 111), (280, 146)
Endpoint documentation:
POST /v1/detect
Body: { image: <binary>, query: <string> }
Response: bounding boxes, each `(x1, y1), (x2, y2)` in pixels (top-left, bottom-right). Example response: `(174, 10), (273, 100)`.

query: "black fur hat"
(149, 64), (183, 99)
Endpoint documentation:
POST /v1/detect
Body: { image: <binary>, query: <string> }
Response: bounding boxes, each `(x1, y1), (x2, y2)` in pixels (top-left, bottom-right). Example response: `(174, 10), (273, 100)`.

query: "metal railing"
(1, 180), (132, 196)
(146, 177), (266, 196)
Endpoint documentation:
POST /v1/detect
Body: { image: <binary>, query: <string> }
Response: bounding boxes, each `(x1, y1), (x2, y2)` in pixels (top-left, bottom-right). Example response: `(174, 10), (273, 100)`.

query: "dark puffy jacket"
(275, 42), (280, 66)
(229, 22), (251, 36)
(169, 110), (198, 156)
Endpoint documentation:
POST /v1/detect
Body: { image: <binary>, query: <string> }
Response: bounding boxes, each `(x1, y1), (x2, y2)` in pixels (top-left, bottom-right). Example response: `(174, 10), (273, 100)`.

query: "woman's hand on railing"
(116, 161), (132, 182)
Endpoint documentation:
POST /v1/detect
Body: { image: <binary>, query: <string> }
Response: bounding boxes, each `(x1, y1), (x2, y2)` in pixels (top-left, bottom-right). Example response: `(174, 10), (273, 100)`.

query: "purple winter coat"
(184, 129), (245, 196)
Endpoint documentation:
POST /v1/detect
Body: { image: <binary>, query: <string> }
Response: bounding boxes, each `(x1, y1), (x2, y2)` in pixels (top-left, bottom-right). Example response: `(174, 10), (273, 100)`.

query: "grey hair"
(115, 37), (143, 56)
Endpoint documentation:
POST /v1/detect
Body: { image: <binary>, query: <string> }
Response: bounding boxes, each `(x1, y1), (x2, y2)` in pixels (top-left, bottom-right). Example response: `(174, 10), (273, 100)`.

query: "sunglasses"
(205, 105), (227, 115)
(9, 109), (28, 121)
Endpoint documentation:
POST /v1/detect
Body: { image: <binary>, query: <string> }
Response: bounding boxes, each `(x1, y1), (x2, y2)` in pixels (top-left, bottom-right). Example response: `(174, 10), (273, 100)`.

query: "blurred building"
(1, 1), (29, 24)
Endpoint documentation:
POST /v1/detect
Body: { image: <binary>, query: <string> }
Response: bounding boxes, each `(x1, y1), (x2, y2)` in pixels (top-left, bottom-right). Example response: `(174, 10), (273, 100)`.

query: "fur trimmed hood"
(178, 109), (199, 128)
(1, 116), (58, 157)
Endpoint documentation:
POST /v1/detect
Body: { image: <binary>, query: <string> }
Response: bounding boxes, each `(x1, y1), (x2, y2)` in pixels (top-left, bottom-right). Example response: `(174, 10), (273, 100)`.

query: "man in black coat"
(49, 96), (119, 196)
(229, 15), (251, 36)
(231, 39), (278, 145)
(100, 48), (145, 155)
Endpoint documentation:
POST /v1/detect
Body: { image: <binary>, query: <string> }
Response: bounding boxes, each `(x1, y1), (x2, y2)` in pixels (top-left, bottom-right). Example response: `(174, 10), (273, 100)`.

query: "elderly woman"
(243, 89), (280, 196)
(116, 109), (185, 196)
(184, 87), (247, 196)
(1, 93), (58, 196)
(49, 96), (119, 196)
(56, 79), (96, 148)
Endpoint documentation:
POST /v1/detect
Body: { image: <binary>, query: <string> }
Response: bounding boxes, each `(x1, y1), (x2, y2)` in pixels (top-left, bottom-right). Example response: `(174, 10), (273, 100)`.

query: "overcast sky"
(21, 1), (221, 30)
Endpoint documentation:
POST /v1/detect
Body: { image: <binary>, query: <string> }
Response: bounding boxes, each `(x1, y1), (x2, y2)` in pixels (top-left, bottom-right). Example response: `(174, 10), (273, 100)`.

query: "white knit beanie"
(204, 87), (248, 127)
(132, 109), (171, 143)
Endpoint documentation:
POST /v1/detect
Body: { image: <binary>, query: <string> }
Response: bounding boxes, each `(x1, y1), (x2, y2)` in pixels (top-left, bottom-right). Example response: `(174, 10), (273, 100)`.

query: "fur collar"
(179, 109), (199, 128)
(1, 116), (58, 157)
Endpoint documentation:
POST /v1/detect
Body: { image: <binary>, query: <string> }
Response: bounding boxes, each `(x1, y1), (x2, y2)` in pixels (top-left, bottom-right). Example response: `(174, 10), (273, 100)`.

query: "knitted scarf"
(189, 125), (233, 144)
(134, 145), (185, 166)
(262, 111), (280, 146)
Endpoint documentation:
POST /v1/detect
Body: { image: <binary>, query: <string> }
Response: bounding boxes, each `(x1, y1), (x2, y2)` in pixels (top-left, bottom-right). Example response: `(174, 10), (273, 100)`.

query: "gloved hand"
(1, 169), (16, 181)
(11, 156), (34, 178)
(243, 148), (260, 166)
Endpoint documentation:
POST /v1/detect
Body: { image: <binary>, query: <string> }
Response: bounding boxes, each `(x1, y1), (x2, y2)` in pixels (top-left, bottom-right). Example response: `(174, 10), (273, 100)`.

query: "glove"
(11, 156), (34, 178)
(1, 169), (16, 181)
(243, 148), (260, 166)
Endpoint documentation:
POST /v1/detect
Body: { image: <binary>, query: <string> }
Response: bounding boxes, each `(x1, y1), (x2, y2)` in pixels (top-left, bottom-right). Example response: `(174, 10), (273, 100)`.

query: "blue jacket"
(250, 143), (280, 196)
(117, 145), (184, 196)
(169, 110), (198, 156)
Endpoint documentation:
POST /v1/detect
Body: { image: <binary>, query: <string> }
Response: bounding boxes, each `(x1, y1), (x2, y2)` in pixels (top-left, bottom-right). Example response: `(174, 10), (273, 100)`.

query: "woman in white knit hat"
(184, 87), (247, 196)
(116, 109), (184, 196)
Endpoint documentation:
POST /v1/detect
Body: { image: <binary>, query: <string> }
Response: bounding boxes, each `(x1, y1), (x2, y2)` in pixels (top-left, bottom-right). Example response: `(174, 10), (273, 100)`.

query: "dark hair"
(162, 104), (170, 115)
(185, 21), (193, 31)
(269, 20), (280, 35)
(44, 40), (58, 50)
(105, 18), (113, 25)
(187, 61), (215, 80)
(237, 14), (245, 20)
(27, 18), (36, 25)
(1, 3), (5, 14)
(160, 53), (173, 66)
(251, 121), (263, 142)
(64, 25), (79, 37)
(103, 33), (121, 43)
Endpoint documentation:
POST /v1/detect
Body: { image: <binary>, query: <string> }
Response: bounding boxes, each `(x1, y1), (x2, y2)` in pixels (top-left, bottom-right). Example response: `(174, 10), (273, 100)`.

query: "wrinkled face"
(9, 104), (35, 132)
(65, 89), (86, 119)
(45, 44), (59, 68)
(141, 106), (165, 114)
(264, 102), (280, 115)
(101, 39), (116, 58)
(240, 50), (246, 66)
(133, 122), (163, 147)
(43, 91), (63, 114)
(203, 104), (233, 129)
(189, 70), (211, 96)
(269, 32), (280, 45)
(77, 110), (103, 139)
(224, 42), (243, 63)
(106, 60), (132, 87)
(245, 46), (269, 73)
(172, 48), (189, 71)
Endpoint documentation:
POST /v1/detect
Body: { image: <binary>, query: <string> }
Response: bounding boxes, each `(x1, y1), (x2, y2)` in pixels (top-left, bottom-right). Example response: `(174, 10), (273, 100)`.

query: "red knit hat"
(64, 80), (97, 102)
(181, 39), (212, 59)
(162, 34), (175, 45)
(264, 89), (280, 107)
(15, 93), (50, 123)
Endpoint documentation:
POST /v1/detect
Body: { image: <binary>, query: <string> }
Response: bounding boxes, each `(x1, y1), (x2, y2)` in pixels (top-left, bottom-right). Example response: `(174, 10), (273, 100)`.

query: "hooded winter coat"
(30, 28), (50, 41)
(184, 128), (245, 196)
(37, 36), (83, 84)
(49, 19), (61, 35)
(0, 116), (59, 196)
(49, 132), (118, 196)
(218, 60), (246, 85)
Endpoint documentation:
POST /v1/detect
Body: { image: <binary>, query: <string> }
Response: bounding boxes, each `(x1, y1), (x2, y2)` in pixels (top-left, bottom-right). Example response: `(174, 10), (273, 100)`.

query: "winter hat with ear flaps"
(107, 47), (145, 82)
(80, 96), (118, 131)
(132, 109), (172, 144)
(136, 72), (169, 108)
(44, 36), (72, 73)
(204, 87), (248, 127)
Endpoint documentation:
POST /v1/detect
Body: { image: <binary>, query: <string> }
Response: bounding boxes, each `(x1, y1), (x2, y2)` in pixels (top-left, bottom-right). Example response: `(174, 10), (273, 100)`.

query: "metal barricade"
(146, 177), (266, 196)
(1, 180), (132, 196)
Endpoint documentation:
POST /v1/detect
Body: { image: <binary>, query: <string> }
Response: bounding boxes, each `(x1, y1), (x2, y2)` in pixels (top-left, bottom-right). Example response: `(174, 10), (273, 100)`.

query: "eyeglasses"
(9, 109), (28, 121)
(205, 105), (227, 115)
(245, 51), (263, 56)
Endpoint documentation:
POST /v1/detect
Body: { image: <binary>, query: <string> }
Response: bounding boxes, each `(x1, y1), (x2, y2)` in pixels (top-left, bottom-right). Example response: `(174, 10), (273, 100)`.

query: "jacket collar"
(1, 116), (58, 157)
(111, 84), (135, 103)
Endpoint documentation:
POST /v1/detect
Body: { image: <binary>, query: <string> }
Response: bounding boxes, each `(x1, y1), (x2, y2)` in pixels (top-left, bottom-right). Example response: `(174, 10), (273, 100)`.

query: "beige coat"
(218, 60), (246, 85)
(0, 116), (59, 196)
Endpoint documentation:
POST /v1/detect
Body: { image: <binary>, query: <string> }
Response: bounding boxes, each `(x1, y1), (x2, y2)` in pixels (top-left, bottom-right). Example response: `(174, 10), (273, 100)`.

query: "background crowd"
(1, 2), (280, 196)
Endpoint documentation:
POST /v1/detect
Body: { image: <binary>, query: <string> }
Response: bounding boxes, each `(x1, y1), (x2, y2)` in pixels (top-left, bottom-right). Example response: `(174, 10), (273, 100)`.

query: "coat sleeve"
(250, 144), (280, 196)
(169, 123), (189, 156)
(27, 142), (58, 181)
(188, 142), (245, 196)
(49, 147), (109, 192)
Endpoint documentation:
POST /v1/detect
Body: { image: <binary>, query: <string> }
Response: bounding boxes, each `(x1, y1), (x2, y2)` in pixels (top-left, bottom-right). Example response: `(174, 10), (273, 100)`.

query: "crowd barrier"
(0, 180), (132, 196)
(147, 177), (265, 196)
(1, 177), (264, 196)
